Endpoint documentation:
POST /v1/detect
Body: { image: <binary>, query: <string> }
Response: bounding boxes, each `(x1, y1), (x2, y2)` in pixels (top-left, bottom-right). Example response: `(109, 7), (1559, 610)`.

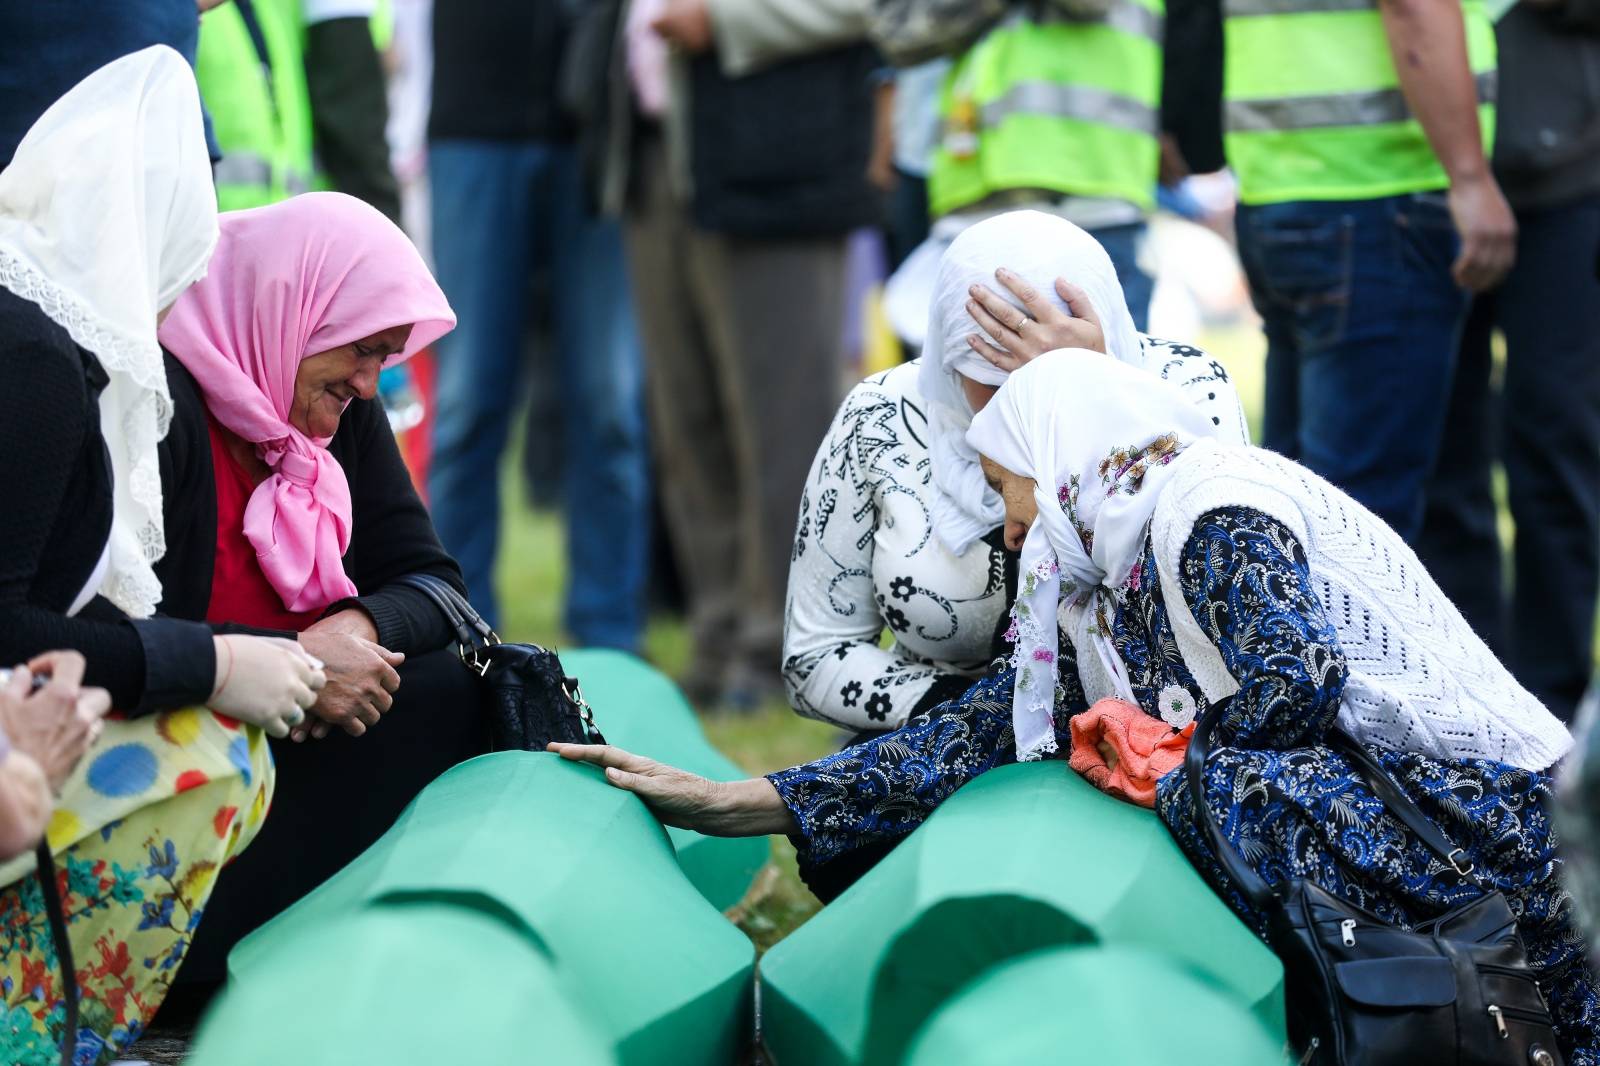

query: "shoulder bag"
(1186, 707), (1563, 1066)
(393, 574), (605, 752)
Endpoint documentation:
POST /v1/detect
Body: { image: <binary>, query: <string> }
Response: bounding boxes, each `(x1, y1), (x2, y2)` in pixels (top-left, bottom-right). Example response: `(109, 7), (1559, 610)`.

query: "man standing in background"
(195, 0), (401, 220)
(1227, 0), (1515, 543)
(581, 0), (879, 707)
(426, 1), (651, 652)
(1421, 0), (1600, 722)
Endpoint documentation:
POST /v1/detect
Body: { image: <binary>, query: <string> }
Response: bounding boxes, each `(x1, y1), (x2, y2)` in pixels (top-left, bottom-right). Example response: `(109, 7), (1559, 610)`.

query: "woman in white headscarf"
(782, 209), (1246, 738)
(555, 350), (1598, 1061)
(0, 47), (323, 1063)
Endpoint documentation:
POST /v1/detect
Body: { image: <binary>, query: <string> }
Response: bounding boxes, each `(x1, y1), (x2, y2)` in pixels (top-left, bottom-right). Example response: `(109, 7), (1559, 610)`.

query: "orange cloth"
(1068, 698), (1194, 809)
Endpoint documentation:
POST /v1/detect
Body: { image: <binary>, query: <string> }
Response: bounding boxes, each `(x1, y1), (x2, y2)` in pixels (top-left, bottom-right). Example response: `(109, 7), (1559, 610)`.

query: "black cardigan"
(154, 353), (467, 655)
(0, 288), (215, 712)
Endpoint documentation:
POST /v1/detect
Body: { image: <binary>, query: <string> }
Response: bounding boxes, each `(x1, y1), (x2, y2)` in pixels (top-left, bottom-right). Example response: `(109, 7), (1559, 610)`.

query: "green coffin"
(188, 902), (617, 1066)
(759, 761), (1284, 1065)
(212, 753), (755, 1065)
(905, 945), (1285, 1066)
(560, 649), (767, 911)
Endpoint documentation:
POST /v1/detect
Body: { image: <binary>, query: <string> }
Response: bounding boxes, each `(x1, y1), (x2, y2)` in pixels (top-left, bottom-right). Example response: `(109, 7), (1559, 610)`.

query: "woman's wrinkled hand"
(0, 652), (111, 792)
(965, 268), (1107, 371)
(293, 629), (403, 741)
(547, 743), (795, 837)
(208, 635), (326, 739)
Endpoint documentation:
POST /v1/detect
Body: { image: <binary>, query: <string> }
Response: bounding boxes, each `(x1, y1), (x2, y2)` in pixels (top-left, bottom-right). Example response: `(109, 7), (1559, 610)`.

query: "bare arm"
(1379, 0), (1515, 291)
(549, 744), (798, 837)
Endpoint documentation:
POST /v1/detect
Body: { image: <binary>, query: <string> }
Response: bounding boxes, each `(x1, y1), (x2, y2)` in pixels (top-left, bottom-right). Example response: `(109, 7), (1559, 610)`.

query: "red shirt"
(204, 414), (319, 632)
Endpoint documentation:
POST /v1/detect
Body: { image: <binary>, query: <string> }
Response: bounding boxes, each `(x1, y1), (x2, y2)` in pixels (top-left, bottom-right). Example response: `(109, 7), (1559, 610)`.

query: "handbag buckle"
(458, 626), (503, 678)
(1447, 848), (1474, 877)
(562, 678), (603, 742)
(460, 643), (493, 677)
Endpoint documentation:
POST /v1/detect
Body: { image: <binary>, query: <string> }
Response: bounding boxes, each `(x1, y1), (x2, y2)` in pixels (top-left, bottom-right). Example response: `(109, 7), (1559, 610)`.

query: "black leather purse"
(394, 574), (605, 752)
(1186, 709), (1563, 1066)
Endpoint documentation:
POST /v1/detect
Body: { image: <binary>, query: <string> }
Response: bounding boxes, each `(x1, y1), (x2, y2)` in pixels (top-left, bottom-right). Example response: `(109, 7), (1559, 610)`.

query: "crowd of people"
(0, 0), (1596, 1063)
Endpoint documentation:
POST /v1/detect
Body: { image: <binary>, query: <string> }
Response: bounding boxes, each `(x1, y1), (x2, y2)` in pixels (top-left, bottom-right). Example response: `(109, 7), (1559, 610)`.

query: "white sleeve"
(1143, 336), (1253, 447)
(302, 0), (377, 26)
(783, 385), (943, 731)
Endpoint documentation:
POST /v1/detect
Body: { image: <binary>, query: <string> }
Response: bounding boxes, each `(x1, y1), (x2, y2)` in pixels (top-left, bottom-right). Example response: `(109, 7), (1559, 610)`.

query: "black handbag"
(1186, 708), (1563, 1066)
(393, 574), (605, 752)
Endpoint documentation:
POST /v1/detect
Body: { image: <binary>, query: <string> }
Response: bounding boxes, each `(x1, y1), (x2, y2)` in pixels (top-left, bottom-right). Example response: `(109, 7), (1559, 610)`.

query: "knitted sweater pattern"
(1150, 442), (1572, 771)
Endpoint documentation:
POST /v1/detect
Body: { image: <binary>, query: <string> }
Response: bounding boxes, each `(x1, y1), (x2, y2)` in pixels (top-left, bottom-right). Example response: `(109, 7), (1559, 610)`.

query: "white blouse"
(782, 339), (1248, 732)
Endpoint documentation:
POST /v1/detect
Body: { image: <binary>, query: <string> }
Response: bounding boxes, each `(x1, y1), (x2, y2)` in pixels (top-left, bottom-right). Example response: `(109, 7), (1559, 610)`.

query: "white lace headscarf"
(919, 210), (1146, 557)
(967, 351), (1222, 762)
(0, 46), (218, 617)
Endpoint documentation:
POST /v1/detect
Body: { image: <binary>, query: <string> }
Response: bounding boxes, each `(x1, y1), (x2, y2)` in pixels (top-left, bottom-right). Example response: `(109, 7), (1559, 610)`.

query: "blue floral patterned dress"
(768, 505), (1600, 1063)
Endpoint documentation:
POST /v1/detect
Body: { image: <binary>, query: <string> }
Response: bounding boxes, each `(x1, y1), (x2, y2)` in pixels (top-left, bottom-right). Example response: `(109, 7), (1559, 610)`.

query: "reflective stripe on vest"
(1225, 0), (1372, 14)
(1223, 0), (1496, 205)
(212, 152), (311, 195)
(978, 81), (1158, 137)
(1227, 69), (1497, 133)
(1035, 1), (1164, 43)
(928, 1), (1162, 216)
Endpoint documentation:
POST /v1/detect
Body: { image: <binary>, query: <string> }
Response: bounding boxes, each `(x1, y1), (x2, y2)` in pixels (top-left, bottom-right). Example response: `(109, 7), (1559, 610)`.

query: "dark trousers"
(1241, 193), (1471, 543)
(624, 141), (845, 695)
(1420, 196), (1600, 721)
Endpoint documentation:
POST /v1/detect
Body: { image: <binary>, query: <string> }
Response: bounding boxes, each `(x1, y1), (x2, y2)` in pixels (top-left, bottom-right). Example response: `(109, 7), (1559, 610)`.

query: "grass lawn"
(491, 326), (1271, 951)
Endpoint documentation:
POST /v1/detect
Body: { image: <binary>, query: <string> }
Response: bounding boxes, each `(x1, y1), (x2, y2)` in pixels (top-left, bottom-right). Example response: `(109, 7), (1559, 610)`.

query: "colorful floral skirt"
(0, 708), (273, 1065)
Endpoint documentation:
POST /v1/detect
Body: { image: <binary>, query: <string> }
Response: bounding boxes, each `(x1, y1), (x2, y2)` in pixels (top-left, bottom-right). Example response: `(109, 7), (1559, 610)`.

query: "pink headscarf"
(158, 192), (456, 613)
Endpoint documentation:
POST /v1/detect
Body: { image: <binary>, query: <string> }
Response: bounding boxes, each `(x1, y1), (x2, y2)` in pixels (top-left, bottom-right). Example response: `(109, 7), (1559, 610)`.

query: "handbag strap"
(392, 573), (497, 664)
(1185, 705), (1276, 910)
(37, 842), (76, 1066)
(1321, 729), (1477, 880)
(1186, 705), (1479, 912)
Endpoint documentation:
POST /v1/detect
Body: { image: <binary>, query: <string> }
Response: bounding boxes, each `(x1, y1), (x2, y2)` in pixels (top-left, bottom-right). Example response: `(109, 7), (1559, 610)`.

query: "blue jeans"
(1094, 220), (1154, 333)
(428, 140), (650, 650)
(1239, 193), (1470, 542)
(1420, 195), (1600, 721)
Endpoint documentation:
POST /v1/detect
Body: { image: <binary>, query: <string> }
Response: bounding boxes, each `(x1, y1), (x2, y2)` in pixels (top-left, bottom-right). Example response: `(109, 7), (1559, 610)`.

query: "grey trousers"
(624, 144), (845, 691)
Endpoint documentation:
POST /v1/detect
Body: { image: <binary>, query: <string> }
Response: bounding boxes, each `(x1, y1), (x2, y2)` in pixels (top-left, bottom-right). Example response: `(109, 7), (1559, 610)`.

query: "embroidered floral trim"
(1007, 555), (1065, 760)
(1098, 433), (1182, 499)
(1056, 475), (1094, 556)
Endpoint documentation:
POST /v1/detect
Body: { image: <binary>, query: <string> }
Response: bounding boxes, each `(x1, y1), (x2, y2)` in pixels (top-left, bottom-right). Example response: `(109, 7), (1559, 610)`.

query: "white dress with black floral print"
(783, 340), (1243, 732)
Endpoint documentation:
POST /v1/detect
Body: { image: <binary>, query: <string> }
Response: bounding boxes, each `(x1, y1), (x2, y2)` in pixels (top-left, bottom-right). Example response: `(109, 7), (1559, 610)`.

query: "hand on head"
(0, 651), (111, 792)
(208, 636), (327, 739)
(965, 269), (1106, 372)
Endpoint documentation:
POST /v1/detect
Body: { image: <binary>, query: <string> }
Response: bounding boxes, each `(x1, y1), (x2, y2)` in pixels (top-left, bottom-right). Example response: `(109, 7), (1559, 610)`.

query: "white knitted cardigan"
(1147, 442), (1572, 772)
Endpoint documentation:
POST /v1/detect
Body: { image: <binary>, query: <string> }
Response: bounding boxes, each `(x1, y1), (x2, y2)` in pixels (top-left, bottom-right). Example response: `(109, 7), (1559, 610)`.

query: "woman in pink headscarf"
(151, 192), (493, 994)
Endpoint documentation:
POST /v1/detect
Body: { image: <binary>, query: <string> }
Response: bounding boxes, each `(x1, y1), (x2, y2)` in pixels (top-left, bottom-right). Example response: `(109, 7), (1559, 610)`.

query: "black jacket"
(429, 0), (573, 143)
(687, 44), (883, 239)
(1492, 1), (1600, 212)
(155, 353), (467, 656)
(564, 0), (881, 238)
(0, 289), (215, 714)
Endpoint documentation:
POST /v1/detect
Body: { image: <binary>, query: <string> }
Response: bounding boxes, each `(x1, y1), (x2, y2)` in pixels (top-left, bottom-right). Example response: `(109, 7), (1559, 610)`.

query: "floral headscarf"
(967, 351), (1222, 761)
